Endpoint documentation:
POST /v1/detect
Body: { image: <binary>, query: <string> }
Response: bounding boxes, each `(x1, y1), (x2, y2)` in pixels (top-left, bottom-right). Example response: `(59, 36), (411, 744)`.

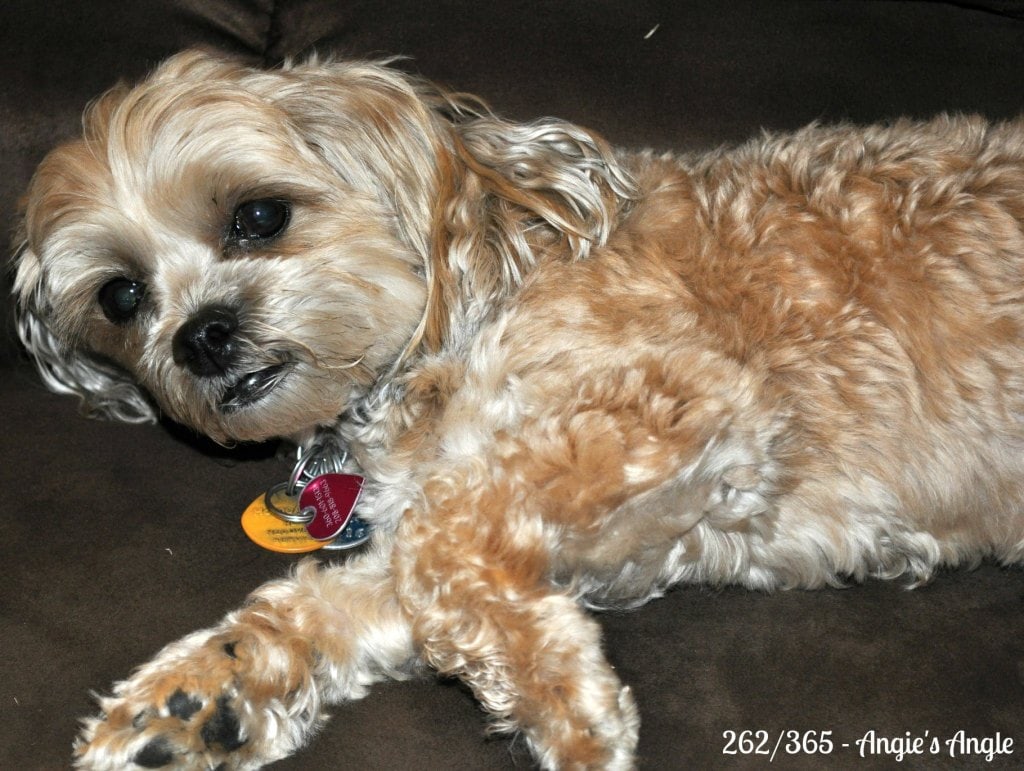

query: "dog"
(12, 49), (1024, 769)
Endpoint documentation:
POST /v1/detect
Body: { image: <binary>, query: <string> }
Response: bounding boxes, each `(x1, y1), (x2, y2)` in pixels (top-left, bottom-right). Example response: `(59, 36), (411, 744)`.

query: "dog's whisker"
(242, 319), (367, 372)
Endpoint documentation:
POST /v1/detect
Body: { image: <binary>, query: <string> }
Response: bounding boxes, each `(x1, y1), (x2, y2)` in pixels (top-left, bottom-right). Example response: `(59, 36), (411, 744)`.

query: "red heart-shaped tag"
(299, 473), (364, 541)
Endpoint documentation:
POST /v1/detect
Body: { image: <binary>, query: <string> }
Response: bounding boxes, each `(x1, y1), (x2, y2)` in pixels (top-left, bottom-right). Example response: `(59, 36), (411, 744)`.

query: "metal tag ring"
(288, 440), (349, 496)
(264, 481), (315, 524)
(286, 444), (323, 497)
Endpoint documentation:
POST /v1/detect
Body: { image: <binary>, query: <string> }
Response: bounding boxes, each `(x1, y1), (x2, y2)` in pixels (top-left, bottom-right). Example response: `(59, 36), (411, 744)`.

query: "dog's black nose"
(172, 306), (239, 377)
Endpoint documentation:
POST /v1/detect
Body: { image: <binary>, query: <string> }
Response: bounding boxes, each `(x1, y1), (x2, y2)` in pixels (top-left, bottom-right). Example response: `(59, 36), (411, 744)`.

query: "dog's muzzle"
(173, 305), (293, 413)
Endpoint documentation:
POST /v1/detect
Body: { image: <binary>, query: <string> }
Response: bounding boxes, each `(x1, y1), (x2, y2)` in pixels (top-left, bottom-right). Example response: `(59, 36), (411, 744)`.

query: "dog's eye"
(231, 199), (290, 242)
(98, 278), (147, 324)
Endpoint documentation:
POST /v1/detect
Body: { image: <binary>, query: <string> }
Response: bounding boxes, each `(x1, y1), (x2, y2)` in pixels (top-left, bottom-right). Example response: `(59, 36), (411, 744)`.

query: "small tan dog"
(13, 50), (1024, 770)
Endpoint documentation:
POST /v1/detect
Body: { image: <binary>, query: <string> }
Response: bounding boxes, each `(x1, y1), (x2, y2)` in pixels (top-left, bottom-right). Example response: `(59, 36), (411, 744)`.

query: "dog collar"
(240, 437), (371, 553)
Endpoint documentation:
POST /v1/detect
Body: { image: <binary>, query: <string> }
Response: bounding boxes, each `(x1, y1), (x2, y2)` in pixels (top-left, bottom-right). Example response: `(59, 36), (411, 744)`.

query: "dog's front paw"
(75, 625), (322, 770)
(525, 681), (640, 771)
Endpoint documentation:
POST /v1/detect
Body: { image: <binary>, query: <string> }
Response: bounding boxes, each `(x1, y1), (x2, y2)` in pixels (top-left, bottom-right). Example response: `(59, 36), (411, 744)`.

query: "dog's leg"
(397, 500), (641, 770)
(74, 550), (414, 770)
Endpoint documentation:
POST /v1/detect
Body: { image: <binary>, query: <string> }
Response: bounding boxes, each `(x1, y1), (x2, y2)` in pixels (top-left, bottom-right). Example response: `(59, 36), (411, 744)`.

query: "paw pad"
(200, 695), (247, 752)
(126, 692), (245, 768)
(166, 689), (203, 720)
(133, 736), (175, 768)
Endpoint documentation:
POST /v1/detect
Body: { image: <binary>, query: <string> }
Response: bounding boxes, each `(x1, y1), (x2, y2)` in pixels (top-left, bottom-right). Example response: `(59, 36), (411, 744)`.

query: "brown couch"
(2, 2), (1023, 768)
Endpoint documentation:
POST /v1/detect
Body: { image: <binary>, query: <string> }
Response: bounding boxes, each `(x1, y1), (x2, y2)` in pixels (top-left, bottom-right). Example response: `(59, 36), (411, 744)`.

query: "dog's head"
(13, 50), (632, 444)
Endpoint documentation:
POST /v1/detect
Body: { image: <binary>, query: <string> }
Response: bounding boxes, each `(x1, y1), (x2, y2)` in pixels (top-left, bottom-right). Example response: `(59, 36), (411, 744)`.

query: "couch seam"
(262, 0), (282, 64)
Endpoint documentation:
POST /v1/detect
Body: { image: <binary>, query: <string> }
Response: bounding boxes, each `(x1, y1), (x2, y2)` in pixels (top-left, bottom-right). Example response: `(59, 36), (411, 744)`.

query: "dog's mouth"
(219, 363), (293, 414)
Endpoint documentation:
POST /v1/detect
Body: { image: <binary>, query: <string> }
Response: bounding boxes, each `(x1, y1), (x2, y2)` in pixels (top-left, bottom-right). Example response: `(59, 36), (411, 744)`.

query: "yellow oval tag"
(240, 491), (325, 553)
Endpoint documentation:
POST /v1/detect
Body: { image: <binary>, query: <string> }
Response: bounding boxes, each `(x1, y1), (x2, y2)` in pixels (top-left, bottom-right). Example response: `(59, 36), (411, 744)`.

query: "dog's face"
(15, 50), (631, 444)
(13, 52), (441, 443)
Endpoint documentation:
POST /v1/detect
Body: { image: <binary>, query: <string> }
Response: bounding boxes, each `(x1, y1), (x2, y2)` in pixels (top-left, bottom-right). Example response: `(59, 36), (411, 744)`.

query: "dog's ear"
(450, 114), (635, 260)
(420, 110), (637, 350)
(12, 243), (156, 424)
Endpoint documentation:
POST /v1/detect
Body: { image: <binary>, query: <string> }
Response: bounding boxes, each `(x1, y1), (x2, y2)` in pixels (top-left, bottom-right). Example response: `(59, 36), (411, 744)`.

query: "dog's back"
(491, 116), (1024, 600)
